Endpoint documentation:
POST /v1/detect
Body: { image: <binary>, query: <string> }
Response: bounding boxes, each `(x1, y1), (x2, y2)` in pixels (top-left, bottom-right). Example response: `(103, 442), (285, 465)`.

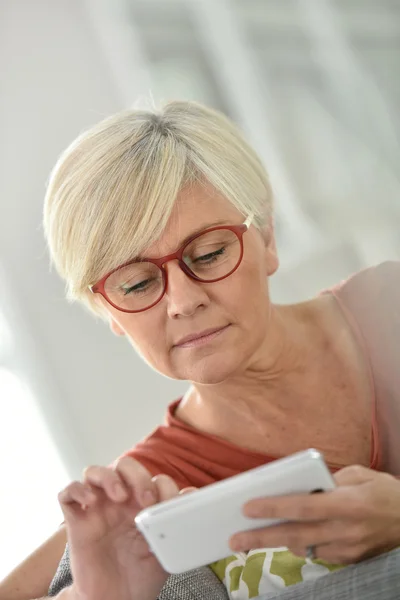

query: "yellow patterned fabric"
(210, 548), (344, 599)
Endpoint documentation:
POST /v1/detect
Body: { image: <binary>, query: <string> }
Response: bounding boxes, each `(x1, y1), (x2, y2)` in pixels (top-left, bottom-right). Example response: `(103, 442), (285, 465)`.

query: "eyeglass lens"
(104, 228), (241, 311)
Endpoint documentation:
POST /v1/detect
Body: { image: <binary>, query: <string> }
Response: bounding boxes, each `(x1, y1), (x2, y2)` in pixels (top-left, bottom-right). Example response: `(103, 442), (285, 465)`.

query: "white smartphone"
(135, 448), (335, 574)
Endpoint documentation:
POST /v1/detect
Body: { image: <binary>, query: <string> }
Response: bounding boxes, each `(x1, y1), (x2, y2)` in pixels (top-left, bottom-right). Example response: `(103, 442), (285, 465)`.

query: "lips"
(174, 325), (229, 347)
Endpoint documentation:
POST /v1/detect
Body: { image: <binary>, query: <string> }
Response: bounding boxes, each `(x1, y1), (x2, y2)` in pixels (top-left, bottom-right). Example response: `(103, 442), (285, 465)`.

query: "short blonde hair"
(43, 100), (273, 315)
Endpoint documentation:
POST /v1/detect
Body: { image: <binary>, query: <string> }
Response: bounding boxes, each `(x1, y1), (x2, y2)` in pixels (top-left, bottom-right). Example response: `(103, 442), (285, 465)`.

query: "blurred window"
(0, 367), (69, 579)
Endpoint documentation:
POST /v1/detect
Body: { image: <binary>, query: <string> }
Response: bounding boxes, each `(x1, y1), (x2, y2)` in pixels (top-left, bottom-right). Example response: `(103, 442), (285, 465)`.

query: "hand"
(229, 465), (400, 565)
(58, 457), (195, 600)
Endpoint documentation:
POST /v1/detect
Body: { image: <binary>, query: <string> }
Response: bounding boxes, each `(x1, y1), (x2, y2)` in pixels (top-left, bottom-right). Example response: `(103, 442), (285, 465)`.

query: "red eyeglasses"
(90, 215), (253, 313)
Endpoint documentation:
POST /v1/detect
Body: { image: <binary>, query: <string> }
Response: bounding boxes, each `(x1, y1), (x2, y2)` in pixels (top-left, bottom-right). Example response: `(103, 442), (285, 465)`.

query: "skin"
(233, 465), (400, 564)
(105, 182), (371, 464)
(107, 182), (280, 387)
(58, 459), (195, 600)
(56, 182), (400, 600)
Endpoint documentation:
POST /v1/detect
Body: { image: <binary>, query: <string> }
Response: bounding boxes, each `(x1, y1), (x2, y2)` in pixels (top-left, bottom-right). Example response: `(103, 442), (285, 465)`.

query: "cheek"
(122, 312), (171, 368)
(223, 255), (270, 311)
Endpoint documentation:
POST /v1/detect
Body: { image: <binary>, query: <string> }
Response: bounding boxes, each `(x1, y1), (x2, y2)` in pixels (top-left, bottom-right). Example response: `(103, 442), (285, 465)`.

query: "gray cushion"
(48, 544), (400, 600)
(48, 544), (228, 600)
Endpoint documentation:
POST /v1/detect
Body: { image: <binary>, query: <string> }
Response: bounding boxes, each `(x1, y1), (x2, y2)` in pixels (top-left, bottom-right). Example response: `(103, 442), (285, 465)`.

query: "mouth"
(174, 325), (231, 349)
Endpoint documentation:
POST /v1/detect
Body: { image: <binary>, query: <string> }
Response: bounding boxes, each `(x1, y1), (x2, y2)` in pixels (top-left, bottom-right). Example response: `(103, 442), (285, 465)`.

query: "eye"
(122, 278), (153, 295)
(193, 247), (226, 264)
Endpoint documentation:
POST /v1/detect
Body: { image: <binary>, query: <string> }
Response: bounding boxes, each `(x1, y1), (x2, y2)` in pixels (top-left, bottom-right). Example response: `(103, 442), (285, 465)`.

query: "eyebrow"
(138, 219), (229, 259)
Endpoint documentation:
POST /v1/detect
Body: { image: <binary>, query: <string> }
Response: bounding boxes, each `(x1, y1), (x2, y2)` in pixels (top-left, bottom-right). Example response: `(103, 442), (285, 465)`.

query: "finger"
(179, 486), (197, 495)
(83, 465), (128, 502)
(243, 487), (357, 522)
(58, 481), (97, 513)
(152, 474), (180, 502)
(113, 456), (157, 508)
(287, 542), (343, 564)
(230, 519), (340, 553)
(333, 465), (375, 486)
(304, 541), (359, 565)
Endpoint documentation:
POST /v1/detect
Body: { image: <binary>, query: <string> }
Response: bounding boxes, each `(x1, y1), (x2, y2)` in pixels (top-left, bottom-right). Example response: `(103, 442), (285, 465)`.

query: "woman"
(1, 100), (400, 600)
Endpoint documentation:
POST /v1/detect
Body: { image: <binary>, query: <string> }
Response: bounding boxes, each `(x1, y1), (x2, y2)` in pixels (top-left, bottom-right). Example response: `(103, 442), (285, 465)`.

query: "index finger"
(242, 487), (356, 521)
(113, 456), (157, 507)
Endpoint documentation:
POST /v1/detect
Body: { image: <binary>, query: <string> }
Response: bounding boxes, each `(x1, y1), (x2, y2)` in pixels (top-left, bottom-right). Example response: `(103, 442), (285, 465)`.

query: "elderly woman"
(1, 101), (399, 600)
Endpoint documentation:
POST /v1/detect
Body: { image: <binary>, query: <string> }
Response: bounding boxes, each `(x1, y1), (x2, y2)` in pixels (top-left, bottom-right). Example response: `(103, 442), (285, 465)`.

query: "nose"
(164, 260), (209, 318)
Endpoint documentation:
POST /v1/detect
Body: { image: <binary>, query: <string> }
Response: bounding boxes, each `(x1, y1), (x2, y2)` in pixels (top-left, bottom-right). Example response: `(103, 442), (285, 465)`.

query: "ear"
(110, 318), (126, 337)
(263, 222), (279, 277)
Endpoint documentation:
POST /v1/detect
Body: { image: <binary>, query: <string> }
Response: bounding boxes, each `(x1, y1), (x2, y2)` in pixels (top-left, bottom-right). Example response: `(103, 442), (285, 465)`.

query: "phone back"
(135, 449), (335, 573)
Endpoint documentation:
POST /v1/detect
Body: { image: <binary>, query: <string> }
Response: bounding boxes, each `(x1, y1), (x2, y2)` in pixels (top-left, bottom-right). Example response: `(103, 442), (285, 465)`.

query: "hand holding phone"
(135, 449), (335, 573)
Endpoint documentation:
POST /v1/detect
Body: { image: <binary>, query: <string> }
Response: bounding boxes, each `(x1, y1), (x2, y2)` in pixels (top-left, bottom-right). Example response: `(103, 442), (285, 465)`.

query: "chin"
(175, 351), (242, 385)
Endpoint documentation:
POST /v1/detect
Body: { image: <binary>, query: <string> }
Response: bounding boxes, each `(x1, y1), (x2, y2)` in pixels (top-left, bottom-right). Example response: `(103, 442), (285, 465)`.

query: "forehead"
(143, 183), (242, 258)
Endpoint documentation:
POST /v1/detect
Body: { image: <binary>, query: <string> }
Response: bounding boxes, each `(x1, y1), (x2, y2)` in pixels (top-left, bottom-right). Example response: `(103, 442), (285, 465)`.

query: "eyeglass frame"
(89, 214), (254, 313)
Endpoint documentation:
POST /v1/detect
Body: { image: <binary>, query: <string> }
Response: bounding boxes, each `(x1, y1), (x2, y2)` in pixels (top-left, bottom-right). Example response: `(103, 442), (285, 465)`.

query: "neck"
(182, 300), (324, 428)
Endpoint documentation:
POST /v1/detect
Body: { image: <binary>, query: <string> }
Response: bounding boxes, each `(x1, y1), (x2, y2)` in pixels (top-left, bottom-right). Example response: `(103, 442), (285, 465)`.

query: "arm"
(32, 589), (72, 600)
(0, 526), (67, 600)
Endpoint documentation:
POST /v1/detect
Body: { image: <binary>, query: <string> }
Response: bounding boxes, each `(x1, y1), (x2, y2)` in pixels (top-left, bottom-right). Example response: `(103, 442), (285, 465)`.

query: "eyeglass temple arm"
(244, 213), (254, 228)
